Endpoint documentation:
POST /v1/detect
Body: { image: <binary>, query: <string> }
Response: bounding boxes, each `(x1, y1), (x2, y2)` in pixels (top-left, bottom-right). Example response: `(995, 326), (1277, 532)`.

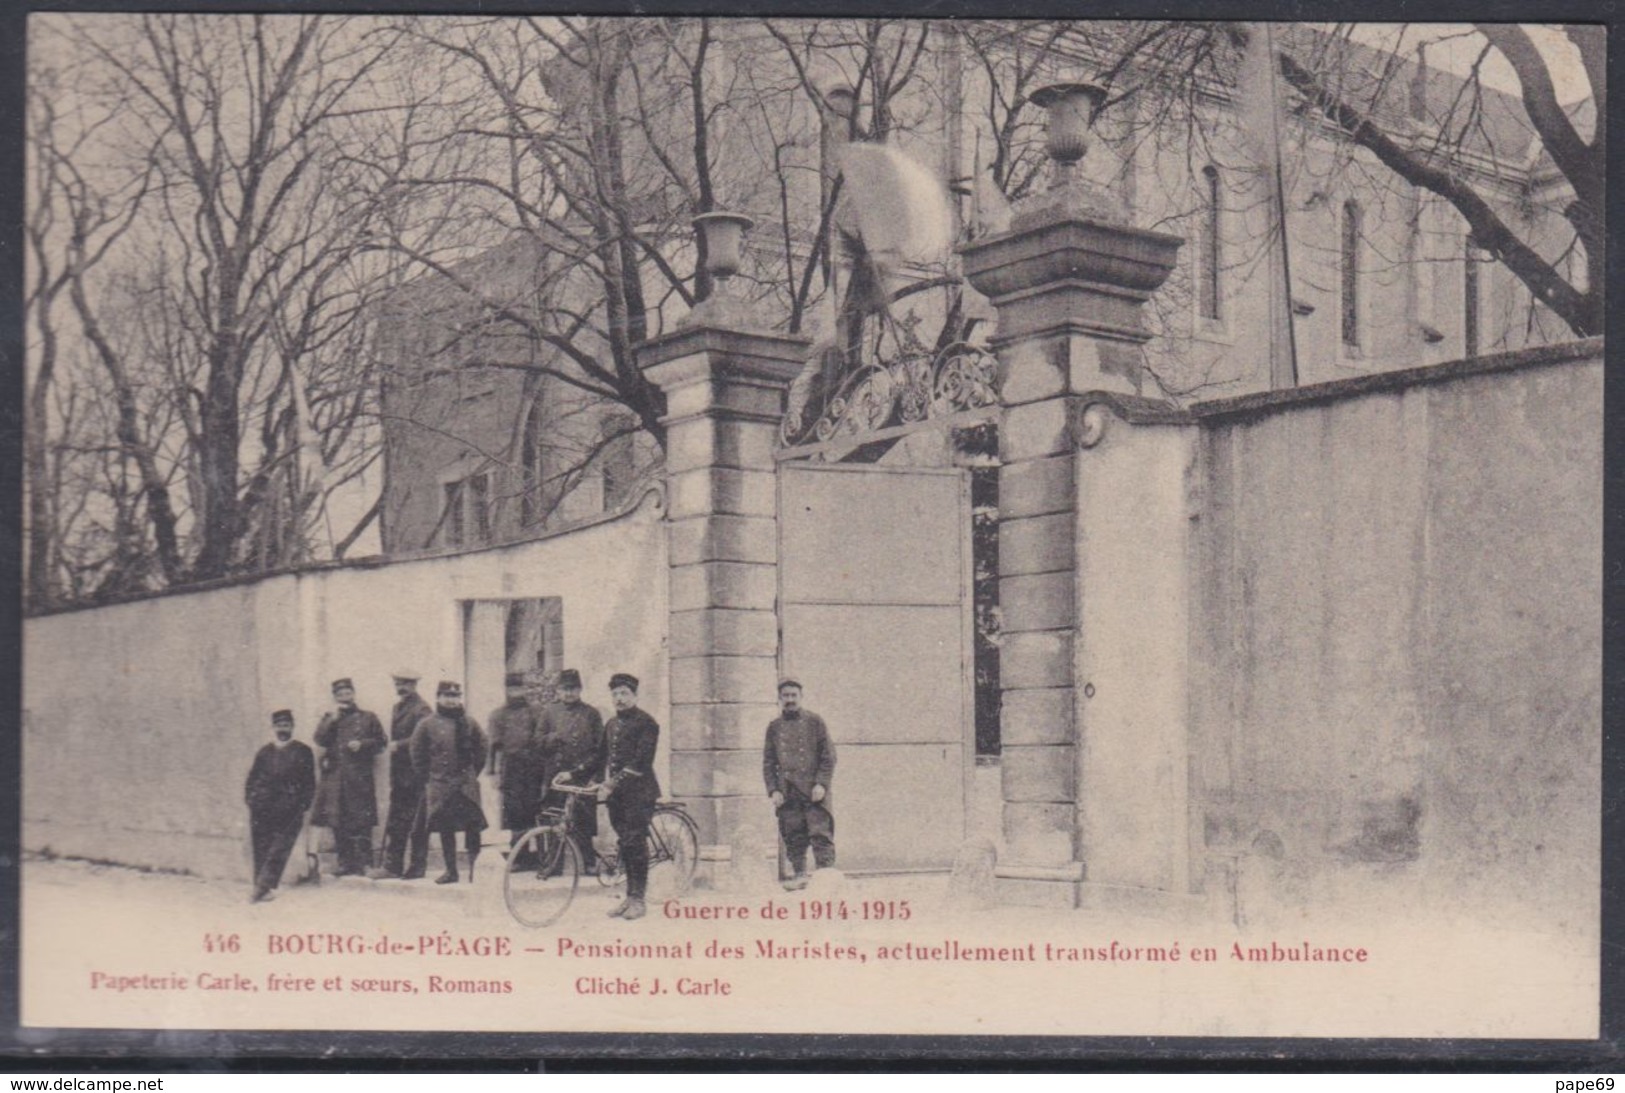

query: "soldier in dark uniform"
(244, 709), (316, 903)
(382, 670), (433, 879)
(538, 668), (606, 872)
(311, 677), (388, 876)
(488, 672), (543, 864)
(410, 680), (489, 884)
(763, 679), (836, 889)
(599, 673), (660, 921)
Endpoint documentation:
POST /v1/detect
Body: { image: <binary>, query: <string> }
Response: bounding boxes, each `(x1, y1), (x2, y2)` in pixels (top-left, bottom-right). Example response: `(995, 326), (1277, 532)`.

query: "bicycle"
(503, 773), (701, 928)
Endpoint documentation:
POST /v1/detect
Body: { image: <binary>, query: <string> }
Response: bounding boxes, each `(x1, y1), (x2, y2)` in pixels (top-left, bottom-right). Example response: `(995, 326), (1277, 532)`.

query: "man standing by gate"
(763, 679), (836, 890)
(382, 670), (433, 879)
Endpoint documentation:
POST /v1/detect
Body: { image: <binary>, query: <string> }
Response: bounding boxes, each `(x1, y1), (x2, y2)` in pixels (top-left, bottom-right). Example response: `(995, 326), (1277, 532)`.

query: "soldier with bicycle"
(599, 672), (660, 921)
(538, 668), (606, 873)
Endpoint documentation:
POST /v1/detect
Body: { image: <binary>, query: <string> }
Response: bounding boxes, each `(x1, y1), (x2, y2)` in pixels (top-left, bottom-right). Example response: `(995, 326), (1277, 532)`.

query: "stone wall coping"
(1187, 337), (1603, 424)
(1078, 338), (1602, 429)
(27, 483), (669, 619)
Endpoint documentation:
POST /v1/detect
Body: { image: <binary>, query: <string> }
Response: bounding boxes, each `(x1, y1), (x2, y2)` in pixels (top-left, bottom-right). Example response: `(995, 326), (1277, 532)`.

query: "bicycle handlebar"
(551, 772), (603, 797)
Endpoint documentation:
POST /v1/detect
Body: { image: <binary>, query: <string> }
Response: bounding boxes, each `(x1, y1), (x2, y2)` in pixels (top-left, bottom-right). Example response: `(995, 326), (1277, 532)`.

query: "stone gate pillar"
(637, 216), (810, 882)
(961, 82), (1184, 908)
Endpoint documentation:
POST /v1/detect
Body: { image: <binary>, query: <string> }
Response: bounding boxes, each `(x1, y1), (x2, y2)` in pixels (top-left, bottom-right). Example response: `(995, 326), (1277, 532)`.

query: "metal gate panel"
(779, 603), (963, 744)
(780, 467), (966, 606)
(778, 463), (973, 872)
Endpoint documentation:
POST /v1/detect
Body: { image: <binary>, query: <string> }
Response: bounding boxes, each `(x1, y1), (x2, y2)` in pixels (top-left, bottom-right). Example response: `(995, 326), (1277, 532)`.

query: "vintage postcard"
(16, 12), (1603, 1049)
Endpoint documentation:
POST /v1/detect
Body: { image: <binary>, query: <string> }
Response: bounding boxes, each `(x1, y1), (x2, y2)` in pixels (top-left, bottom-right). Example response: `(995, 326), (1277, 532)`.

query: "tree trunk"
(26, 315), (57, 608)
(69, 274), (185, 585)
(193, 342), (245, 579)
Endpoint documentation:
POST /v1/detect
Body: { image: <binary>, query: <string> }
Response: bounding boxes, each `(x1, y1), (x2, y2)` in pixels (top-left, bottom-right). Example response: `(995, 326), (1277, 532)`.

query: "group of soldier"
(244, 671), (838, 923)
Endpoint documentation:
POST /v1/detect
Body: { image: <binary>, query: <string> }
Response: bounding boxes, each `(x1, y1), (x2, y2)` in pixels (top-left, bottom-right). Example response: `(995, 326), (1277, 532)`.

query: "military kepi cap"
(331, 677), (355, 693)
(779, 679), (803, 692)
(557, 669), (583, 688)
(391, 668), (420, 682)
(609, 672), (639, 692)
(437, 680), (463, 697)
(271, 709), (294, 725)
(504, 672), (528, 688)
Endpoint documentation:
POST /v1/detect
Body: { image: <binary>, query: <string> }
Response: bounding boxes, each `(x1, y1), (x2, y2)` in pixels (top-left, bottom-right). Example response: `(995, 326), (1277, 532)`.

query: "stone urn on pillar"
(1029, 81), (1104, 182)
(963, 79), (1183, 377)
(820, 83), (858, 127)
(686, 211), (757, 329)
(958, 79), (1187, 908)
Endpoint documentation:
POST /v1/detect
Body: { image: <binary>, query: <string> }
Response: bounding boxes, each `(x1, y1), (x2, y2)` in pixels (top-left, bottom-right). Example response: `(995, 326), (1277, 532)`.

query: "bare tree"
(61, 14), (405, 580)
(26, 13), (417, 600)
(27, 52), (186, 601)
(1108, 22), (1602, 340)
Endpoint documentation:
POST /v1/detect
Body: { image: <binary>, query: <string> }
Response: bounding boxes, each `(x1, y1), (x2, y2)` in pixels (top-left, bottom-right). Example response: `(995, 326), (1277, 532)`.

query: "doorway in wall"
(461, 597), (564, 720)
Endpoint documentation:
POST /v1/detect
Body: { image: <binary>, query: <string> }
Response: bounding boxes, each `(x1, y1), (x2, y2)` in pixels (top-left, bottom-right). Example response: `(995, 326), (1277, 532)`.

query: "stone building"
(375, 233), (664, 556)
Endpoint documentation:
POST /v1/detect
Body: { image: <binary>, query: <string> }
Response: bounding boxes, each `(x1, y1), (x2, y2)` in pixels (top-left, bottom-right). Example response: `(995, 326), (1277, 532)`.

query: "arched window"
(1340, 200), (1361, 349)
(1199, 166), (1222, 322)
(520, 393), (547, 528)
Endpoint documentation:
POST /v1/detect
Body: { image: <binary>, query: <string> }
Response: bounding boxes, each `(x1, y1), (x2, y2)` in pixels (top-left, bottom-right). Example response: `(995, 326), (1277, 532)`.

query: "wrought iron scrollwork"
(781, 339), (999, 448)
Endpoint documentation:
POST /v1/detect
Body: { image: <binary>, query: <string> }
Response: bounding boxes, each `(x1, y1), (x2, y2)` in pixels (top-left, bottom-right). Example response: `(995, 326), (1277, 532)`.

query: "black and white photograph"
(15, 11), (1605, 1046)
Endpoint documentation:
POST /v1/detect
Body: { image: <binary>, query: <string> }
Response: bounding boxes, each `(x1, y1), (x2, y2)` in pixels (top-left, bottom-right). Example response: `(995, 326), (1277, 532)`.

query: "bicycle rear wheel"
(504, 827), (580, 928)
(647, 807), (700, 897)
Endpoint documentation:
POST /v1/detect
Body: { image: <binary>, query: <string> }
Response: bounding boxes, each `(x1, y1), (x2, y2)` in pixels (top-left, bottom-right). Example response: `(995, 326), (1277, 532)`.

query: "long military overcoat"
(488, 700), (543, 830)
(541, 701), (607, 788)
(410, 711), (489, 832)
(311, 706), (387, 830)
(389, 691), (434, 795)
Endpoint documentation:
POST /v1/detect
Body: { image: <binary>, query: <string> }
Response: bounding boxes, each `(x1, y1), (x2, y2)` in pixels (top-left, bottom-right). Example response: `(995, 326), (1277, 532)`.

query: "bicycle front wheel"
(647, 807), (700, 897)
(504, 827), (580, 928)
